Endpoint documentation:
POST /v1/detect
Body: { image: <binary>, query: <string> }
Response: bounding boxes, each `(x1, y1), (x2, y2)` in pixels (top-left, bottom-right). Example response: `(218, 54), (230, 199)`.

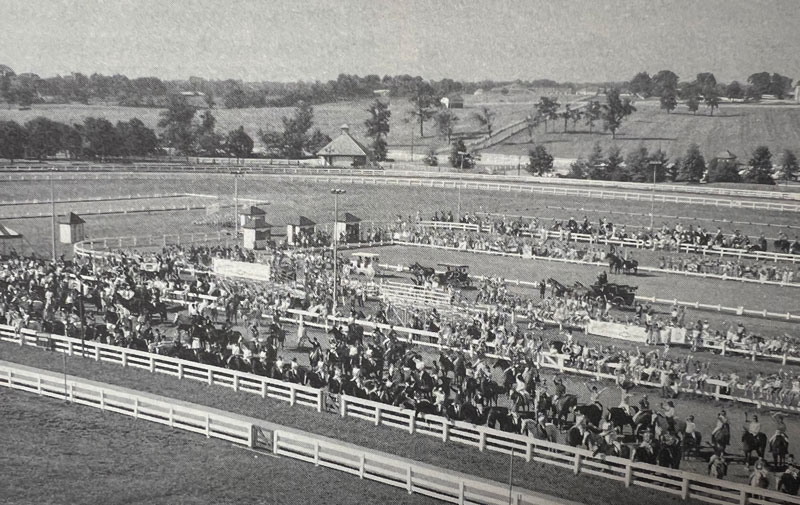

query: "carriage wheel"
(612, 296), (625, 307)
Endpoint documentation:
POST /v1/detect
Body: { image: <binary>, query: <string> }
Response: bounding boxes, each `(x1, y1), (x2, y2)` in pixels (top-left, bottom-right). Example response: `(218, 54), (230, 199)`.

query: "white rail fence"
(417, 220), (800, 264)
(0, 362), (574, 505)
(4, 162), (799, 203)
(3, 327), (800, 505)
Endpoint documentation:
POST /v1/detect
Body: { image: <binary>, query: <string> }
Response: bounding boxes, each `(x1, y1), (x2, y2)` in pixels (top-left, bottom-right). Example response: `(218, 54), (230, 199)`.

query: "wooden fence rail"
(3, 326), (800, 505)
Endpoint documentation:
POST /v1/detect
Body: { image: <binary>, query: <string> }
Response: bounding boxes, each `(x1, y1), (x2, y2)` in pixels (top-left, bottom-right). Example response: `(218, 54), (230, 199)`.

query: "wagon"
(591, 282), (638, 308)
(435, 263), (471, 289)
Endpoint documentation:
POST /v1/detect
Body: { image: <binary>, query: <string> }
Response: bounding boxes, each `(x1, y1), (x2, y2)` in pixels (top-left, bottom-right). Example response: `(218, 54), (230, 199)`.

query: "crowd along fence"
(2, 328), (799, 505)
(0, 362), (574, 505)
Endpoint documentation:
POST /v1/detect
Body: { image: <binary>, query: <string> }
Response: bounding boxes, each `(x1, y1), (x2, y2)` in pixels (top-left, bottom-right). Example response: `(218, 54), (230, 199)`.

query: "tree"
(686, 95), (700, 115)
(364, 99), (391, 161)
(195, 110), (223, 156)
(649, 149), (669, 182)
(158, 94), (197, 157)
(473, 106), (495, 136)
(306, 129), (331, 155)
(747, 72), (771, 97)
(601, 88), (636, 139)
(624, 145), (650, 182)
(629, 72), (653, 97)
(525, 114), (538, 142)
(116, 118), (158, 157)
(778, 149), (799, 183)
(695, 73), (717, 94)
(769, 73), (793, 99)
(744, 146), (775, 185)
(678, 143), (705, 182)
(706, 158), (741, 183)
(449, 140), (474, 169)
(583, 101), (602, 133)
(567, 159), (587, 179)
(25, 117), (64, 160)
(223, 83), (249, 108)
(82, 117), (120, 159)
(279, 102), (316, 158)
(659, 88), (677, 113)
(726, 81), (743, 100)
(0, 121), (27, 162)
(605, 145), (624, 180)
(224, 126), (253, 160)
(535, 97), (560, 132)
(704, 89), (720, 116)
(527, 145), (554, 176)
(652, 70), (679, 97)
(59, 123), (83, 159)
(434, 109), (458, 144)
(569, 107), (583, 131)
(408, 81), (439, 137)
(585, 142), (606, 179)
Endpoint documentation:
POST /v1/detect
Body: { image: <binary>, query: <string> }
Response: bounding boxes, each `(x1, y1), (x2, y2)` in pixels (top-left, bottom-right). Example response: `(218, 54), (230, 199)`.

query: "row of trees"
(565, 143), (797, 185)
(0, 96), (257, 161)
(629, 70), (794, 115)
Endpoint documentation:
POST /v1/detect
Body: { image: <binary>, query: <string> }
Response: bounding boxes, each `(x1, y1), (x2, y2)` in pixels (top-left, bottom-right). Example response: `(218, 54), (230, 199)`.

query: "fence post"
(134, 397), (139, 418)
(479, 430), (486, 452)
(442, 421), (450, 442)
(169, 407), (174, 428)
(290, 386), (296, 406)
(408, 413), (416, 434)
(360, 453), (366, 479)
(459, 480), (465, 505)
(317, 390), (323, 412)
(261, 380), (267, 399)
(406, 465), (413, 494)
(681, 477), (689, 500)
(340, 396), (347, 418)
(573, 453), (582, 475)
(208, 368), (214, 386)
(248, 424), (256, 448)
(150, 355), (155, 373)
(525, 442), (532, 462)
(178, 362), (184, 379)
(95, 346), (100, 361)
(205, 414), (211, 438)
(67, 341), (73, 356)
(233, 374), (239, 392)
(624, 462), (633, 487)
(375, 406), (381, 426)
(37, 375), (42, 395)
(739, 489), (747, 505)
(100, 390), (105, 410)
(69, 382), (74, 402)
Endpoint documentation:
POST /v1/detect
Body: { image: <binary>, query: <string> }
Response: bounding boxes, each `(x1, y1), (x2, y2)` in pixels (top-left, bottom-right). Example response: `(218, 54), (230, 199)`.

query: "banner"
(586, 319), (648, 344)
(213, 258), (271, 282)
(586, 320), (688, 346)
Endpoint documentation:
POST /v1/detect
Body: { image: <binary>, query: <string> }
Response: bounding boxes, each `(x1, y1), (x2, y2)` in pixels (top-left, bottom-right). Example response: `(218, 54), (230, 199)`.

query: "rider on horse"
(768, 412), (790, 447)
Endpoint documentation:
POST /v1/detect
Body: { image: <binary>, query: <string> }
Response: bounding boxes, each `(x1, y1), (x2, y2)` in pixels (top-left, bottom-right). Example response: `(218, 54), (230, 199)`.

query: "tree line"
(0, 95), (258, 162)
(560, 143), (797, 185)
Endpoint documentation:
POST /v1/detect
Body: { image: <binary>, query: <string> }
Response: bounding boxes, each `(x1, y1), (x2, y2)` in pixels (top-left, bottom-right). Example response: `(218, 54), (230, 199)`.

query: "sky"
(1, 0), (798, 84)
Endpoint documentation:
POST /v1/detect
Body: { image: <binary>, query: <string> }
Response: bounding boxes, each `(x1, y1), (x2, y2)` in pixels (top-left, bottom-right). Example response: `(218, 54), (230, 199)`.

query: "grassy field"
(496, 101), (800, 159)
(2, 95), (799, 161)
(0, 387), (440, 505)
(0, 342), (713, 505)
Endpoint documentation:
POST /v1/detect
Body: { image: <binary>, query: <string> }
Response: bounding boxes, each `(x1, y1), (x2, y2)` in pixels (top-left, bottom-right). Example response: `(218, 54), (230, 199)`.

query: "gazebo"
(0, 223), (23, 256)
(334, 212), (361, 243)
(58, 212), (86, 244)
(286, 216), (316, 245)
(316, 125), (369, 168)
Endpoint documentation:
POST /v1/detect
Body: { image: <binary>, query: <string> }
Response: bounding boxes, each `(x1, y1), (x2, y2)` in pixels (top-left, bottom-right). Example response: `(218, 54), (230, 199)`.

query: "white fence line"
(3, 327), (799, 505)
(4, 162), (799, 202)
(0, 324), (800, 504)
(0, 361), (255, 447)
(0, 361), (580, 505)
(391, 241), (800, 321)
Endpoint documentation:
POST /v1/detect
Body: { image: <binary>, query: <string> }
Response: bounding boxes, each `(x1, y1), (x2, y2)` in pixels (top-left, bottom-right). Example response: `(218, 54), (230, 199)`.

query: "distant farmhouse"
(179, 91), (208, 108)
(440, 93), (464, 109)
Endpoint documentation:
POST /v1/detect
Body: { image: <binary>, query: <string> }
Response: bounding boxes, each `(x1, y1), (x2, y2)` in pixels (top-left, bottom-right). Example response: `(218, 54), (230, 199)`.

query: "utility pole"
(50, 167), (57, 263)
(330, 188), (346, 316)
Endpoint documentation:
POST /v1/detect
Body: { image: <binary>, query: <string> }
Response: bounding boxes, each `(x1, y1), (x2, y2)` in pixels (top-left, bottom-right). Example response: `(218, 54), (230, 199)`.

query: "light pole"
(231, 170), (244, 239)
(330, 188), (346, 315)
(457, 151), (469, 218)
(647, 160), (662, 231)
(50, 167), (57, 262)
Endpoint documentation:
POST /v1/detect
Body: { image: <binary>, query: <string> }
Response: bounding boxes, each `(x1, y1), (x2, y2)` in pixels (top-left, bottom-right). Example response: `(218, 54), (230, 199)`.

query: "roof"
(0, 223), (22, 239)
(243, 205), (266, 216)
(317, 129), (369, 157)
(336, 212), (360, 223)
(58, 212), (85, 225)
(715, 150), (737, 160)
(446, 93), (464, 101)
(292, 216), (316, 227)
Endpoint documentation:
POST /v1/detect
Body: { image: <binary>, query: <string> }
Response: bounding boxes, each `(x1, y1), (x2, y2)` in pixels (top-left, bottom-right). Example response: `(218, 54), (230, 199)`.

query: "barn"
(317, 125), (370, 168)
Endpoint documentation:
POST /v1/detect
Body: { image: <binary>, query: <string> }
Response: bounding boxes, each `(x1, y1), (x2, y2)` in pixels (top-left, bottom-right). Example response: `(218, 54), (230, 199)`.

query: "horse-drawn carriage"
(349, 252), (380, 279)
(435, 263), (471, 289)
(589, 282), (637, 307)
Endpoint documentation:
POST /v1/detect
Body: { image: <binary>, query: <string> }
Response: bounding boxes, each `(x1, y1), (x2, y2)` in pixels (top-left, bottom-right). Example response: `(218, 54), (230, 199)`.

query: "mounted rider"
(768, 412), (789, 447)
(711, 410), (729, 439)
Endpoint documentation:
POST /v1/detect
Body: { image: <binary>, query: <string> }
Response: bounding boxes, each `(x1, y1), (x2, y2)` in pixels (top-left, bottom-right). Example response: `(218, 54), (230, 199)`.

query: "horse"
(476, 377), (502, 407)
(774, 238), (791, 254)
(621, 258), (638, 275)
(683, 431), (703, 458)
(552, 394), (578, 428)
(523, 419), (559, 443)
(742, 431), (768, 469)
(409, 262), (435, 285)
(778, 471), (800, 495)
(606, 253), (624, 274)
(712, 423), (731, 456)
(566, 426), (584, 447)
(608, 407), (638, 435)
(575, 403), (603, 429)
(770, 434), (790, 468)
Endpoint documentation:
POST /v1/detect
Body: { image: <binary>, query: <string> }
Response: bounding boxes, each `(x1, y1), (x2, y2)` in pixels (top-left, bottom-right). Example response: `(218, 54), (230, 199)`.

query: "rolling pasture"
(2, 95), (799, 160)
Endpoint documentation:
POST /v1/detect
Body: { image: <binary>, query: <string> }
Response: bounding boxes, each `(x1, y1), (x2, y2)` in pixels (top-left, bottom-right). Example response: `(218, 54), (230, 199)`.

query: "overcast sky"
(1, 0), (798, 83)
